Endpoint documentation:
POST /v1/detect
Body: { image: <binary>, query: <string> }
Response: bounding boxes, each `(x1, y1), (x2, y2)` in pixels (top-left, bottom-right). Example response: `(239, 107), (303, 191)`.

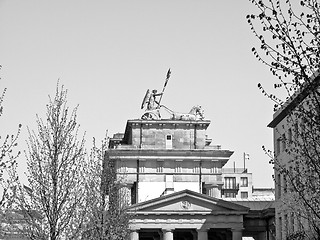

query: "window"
(289, 213), (294, 234)
(301, 120), (306, 132)
(276, 173), (281, 199)
(282, 133), (286, 152)
(288, 128), (292, 143)
(210, 161), (218, 173)
(283, 174), (287, 193)
(276, 138), (281, 155)
(118, 161), (126, 173)
(297, 213), (302, 231)
(278, 216), (282, 240)
(139, 160), (145, 173)
(293, 122), (299, 140)
(131, 182), (137, 204)
(224, 177), (236, 189)
(289, 166), (293, 187)
(240, 177), (248, 187)
(225, 192), (236, 198)
(175, 161), (182, 173)
(202, 182), (207, 194)
(193, 162), (200, 173)
(283, 214), (287, 237)
(165, 134), (172, 149)
(241, 192), (248, 198)
(156, 161), (163, 173)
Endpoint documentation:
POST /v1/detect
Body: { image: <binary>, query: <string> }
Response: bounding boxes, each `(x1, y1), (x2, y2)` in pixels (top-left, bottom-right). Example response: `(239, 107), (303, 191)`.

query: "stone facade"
(108, 119), (232, 203)
(108, 118), (274, 240)
(126, 190), (247, 240)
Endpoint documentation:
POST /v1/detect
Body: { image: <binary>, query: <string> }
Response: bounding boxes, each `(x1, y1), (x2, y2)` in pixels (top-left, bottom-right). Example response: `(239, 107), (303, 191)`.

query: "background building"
(221, 168), (253, 200)
(268, 72), (320, 239)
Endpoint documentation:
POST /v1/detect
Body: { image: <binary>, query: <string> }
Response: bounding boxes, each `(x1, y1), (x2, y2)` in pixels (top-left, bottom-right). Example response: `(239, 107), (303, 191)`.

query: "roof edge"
(268, 70), (320, 128)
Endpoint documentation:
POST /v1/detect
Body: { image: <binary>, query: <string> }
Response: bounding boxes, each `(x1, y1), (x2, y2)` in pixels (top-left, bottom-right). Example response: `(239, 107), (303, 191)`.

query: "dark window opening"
(131, 182), (137, 204)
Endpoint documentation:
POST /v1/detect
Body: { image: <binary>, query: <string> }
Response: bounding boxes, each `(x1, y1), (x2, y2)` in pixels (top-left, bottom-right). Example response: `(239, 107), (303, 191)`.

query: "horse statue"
(170, 105), (204, 121)
(141, 105), (204, 121)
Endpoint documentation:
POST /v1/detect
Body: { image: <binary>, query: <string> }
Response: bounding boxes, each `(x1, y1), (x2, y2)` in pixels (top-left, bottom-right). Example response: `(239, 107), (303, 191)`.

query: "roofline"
(126, 119), (212, 124)
(252, 188), (275, 191)
(127, 189), (250, 212)
(123, 119), (211, 143)
(267, 70), (320, 128)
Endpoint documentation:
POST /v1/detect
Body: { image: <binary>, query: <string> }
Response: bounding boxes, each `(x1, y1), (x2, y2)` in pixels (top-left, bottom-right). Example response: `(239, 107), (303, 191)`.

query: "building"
(252, 188), (275, 201)
(0, 210), (41, 240)
(221, 169), (274, 201)
(221, 168), (253, 200)
(107, 105), (275, 240)
(267, 71), (320, 239)
(108, 118), (229, 202)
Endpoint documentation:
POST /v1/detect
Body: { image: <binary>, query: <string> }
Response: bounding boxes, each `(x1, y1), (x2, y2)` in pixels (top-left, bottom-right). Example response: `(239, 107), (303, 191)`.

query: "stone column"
(231, 228), (243, 240)
(197, 229), (208, 240)
(163, 229), (174, 240)
(130, 230), (139, 240)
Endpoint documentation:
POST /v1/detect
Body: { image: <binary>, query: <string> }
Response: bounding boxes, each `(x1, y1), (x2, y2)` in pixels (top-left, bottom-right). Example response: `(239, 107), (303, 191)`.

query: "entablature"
(108, 149), (233, 159)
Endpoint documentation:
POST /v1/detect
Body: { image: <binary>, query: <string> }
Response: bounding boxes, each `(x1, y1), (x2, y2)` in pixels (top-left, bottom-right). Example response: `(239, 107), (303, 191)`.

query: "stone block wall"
(128, 120), (210, 149)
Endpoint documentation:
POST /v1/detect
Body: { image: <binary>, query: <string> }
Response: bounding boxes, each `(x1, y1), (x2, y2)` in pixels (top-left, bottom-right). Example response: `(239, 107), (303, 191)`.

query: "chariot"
(140, 69), (204, 121)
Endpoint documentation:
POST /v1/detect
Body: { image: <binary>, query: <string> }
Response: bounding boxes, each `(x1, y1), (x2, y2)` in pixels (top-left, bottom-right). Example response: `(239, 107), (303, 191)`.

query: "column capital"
(129, 227), (140, 232)
(129, 230), (139, 240)
(197, 228), (209, 232)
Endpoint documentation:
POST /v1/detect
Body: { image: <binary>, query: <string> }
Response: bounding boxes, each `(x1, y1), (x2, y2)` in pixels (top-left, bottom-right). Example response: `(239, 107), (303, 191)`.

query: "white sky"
(0, 0), (277, 188)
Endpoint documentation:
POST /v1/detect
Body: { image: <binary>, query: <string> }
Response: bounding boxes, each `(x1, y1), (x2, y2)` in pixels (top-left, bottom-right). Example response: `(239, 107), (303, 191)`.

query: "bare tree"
(0, 66), (21, 210)
(82, 137), (131, 240)
(14, 84), (87, 240)
(248, 0), (320, 238)
(248, 0), (320, 99)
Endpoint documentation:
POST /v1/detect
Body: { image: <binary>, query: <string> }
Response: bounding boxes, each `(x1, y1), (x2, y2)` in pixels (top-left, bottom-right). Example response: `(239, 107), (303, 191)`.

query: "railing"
(221, 184), (240, 195)
(205, 145), (221, 150)
(222, 183), (240, 190)
(221, 168), (247, 174)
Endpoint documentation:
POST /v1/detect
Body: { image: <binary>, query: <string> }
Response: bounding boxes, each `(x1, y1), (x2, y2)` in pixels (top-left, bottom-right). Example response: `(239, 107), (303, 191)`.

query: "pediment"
(128, 190), (249, 215)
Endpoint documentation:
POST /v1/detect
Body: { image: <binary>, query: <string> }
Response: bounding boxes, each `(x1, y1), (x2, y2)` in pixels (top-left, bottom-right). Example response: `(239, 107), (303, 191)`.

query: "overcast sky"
(0, 0), (277, 187)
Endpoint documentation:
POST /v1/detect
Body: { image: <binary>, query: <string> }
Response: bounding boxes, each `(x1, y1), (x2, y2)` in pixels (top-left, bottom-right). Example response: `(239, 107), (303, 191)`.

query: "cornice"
(107, 148), (234, 160)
